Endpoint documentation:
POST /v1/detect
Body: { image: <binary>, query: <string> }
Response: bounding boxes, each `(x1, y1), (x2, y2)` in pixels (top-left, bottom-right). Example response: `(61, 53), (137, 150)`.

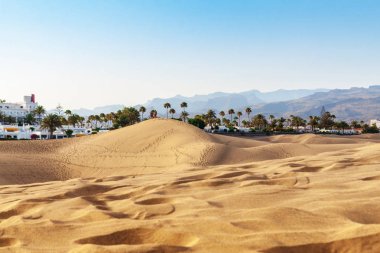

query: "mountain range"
(72, 86), (380, 121)
(72, 89), (327, 116)
(142, 89), (329, 114)
(254, 86), (380, 121)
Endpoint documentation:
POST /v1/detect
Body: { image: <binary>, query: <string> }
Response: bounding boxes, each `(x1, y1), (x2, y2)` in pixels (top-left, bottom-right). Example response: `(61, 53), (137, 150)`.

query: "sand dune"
(1, 119), (380, 252)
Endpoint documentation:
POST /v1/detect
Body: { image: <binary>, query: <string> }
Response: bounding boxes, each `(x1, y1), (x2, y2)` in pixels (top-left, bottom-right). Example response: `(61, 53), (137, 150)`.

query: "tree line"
(1, 100), (379, 138)
(146, 103), (379, 134)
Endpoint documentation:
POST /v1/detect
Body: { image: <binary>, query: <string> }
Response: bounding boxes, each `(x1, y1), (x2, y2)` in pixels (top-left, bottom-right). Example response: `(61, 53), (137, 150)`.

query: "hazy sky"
(1, 0), (379, 109)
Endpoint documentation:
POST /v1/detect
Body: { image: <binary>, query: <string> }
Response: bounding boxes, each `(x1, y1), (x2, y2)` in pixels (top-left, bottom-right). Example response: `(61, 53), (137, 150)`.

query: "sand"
(1, 119), (380, 252)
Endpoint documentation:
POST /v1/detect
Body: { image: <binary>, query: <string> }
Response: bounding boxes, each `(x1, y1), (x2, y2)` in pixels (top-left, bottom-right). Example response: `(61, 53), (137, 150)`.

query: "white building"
(369, 119), (380, 128)
(0, 124), (94, 140)
(0, 94), (38, 120)
(0, 125), (33, 140)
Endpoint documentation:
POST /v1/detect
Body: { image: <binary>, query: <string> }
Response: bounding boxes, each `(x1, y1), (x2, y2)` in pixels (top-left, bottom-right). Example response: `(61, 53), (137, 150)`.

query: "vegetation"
(219, 111), (225, 121)
(228, 109), (235, 121)
(67, 114), (82, 127)
(33, 105), (46, 124)
(169, 108), (176, 119)
(150, 110), (158, 118)
(252, 114), (267, 130)
(188, 118), (206, 129)
(334, 121), (350, 133)
(245, 107), (252, 121)
(65, 129), (74, 138)
(320, 111), (336, 129)
(164, 103), (171, 119)
(139, 106), (146, 121)
(24, 113), (36, 125)
(180, 102), (188, 112)
(308, 116), (320, 131)
(181, 111), (189, 122)
(237, 111), (242, 126)
(290, 115), (306, 130)
(41, 114), (63, 139)
(362, 124), (379, 133)
(113, 107), (140, 127)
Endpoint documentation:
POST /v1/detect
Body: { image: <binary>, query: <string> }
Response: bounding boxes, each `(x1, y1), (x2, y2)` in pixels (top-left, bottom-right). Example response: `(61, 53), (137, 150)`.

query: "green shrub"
(188, 118), (206, 129)
(65, 129), (74, 138)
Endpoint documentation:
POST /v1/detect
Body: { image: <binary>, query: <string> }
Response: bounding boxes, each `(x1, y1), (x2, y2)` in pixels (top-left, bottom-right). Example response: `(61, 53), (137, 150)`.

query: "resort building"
(0, 124), (94, 140)
(0, 94), (38, 119)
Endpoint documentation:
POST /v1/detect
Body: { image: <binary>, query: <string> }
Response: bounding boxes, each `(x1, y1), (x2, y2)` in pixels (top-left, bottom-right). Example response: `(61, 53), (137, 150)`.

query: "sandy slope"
(1, 119), (380, 252)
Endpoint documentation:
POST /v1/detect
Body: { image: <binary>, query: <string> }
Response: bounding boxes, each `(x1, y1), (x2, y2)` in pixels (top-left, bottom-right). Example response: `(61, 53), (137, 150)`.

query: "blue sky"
(0, 0), (379, 109)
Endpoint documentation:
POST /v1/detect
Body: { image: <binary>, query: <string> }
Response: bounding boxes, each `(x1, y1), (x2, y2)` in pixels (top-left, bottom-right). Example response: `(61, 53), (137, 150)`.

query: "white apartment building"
(0, 94), (38, 119)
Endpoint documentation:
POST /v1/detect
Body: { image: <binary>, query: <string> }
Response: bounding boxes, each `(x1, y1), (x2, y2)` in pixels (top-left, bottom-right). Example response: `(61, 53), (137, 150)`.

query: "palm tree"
(33, 105), (46, 124)
(87, 115), (95, 128)
(277, 117), (286, 131)
(79, 116), (85, 127)
(290, 115), (306, 130)
(105, 114), (114, 128)
(139, 106), (146, 121)
(222, 118), (230, 127)
(252, 114), (267, 130)
(269, 115), (275, 123)
(41, 114), (63, 139)
(169, 108), (176, 119)
(64, 110), (72, 118)
(94, 115), (101, 128)
(24, 113), (36, 125)
(237, 111), (242, 126)
(308, 116), (320, 132)
(205, 110), (217, 127)
(180, 102), (188, 112)
(68, 114), (81, 127)
(245, 107), (252, 121)
(228, 109), (235, 121)
(350, 120), (360, 129)
(0, 111), (5, 124)
(150, 110), (158, 118)
(335, 121), (349, 134)
(219, 111), (225, 122)
(181, 111), (189, 122)
(269, 118), (277, 131)
(164, 103), (171, 119)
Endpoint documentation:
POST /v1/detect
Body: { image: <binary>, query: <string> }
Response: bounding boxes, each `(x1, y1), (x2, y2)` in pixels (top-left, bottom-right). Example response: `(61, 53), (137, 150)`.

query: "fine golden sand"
(1, 119), (380, 252)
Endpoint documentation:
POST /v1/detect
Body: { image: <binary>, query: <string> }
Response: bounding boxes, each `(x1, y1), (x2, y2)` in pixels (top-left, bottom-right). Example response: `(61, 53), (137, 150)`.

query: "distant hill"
(72, 105), (124, 116)
(253, 86), (380, 121)
(143, 88), (328, 115)
(68, 89), (327, 117)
